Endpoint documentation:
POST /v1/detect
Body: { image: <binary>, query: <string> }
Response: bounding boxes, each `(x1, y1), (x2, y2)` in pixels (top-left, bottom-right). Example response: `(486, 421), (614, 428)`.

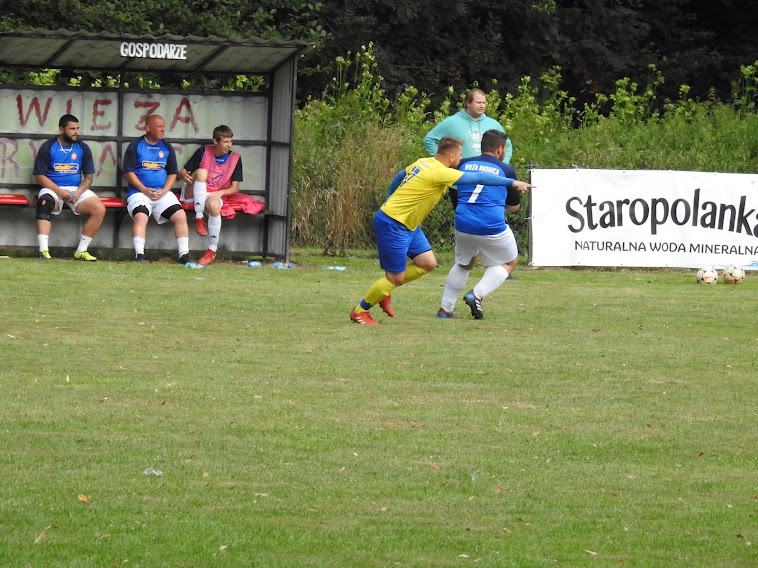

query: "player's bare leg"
(131, 210), (149, 262)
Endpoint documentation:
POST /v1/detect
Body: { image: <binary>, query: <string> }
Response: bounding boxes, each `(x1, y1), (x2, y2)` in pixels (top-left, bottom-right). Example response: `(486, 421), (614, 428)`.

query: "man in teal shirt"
(423, 88), (513, 163)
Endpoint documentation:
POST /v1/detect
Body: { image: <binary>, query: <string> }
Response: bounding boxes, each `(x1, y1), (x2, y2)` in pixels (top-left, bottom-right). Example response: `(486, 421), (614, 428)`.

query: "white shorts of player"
(38, 186), (97, 215)
(127, 191), (182, 224)
(454, 226), (518, 267)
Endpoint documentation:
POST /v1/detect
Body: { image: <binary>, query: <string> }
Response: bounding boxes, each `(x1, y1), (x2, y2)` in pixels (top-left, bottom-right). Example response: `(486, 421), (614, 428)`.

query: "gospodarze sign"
(530, 169), (758, 270)
(120, 42), (188, 60)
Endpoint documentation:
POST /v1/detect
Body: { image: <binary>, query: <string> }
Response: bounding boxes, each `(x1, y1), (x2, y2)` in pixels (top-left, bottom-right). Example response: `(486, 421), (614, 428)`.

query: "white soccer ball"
(696, 266), (718, 284)
(722, 264), (745, 284)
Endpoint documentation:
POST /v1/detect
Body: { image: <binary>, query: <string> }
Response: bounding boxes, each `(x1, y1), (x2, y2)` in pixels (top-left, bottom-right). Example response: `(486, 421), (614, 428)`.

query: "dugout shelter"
(0, 28), (313, 260)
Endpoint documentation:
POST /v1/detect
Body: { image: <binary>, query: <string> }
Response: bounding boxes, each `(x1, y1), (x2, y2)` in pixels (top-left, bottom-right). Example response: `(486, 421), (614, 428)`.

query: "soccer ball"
(722, 264), (745, 284)
(696, 266), (718, 284)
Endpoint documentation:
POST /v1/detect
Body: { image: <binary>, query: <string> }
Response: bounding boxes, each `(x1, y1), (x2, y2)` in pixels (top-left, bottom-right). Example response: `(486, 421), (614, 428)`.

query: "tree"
(2, 0), (756, 105)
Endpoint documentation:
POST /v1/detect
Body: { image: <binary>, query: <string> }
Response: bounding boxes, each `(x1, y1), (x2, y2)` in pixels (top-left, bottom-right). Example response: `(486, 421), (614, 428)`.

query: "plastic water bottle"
(323, 266), (347, 271)
(247, 261), (262, 267)
(273, 262), (291, 269)
(185, 262), (206, 269)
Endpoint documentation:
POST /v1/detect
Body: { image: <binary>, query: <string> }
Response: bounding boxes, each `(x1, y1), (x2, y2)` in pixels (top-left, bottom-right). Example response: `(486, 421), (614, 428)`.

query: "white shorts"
(38, 186), (97, 215)
(454, 227), (518, 267)
(127, 191), (182, 224)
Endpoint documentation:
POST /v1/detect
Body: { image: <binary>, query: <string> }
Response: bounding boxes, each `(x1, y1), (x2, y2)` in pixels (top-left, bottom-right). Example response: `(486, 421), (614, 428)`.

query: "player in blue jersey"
(122, 114), (191, 264)
(424, 89), (519, 281)
(437, 129), (526, 319)
(33, 114), (106, 261)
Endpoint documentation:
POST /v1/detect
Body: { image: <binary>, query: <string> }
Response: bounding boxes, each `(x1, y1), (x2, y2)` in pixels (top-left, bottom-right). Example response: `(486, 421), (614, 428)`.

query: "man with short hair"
(350, 136), (533, 325)
(423, 88), (512, 163)
(178, 125), (243, 266)
(33, 114), (105, 261)
(437, 129), (525, 320)
(424, 88), (519, 280)
(122, 114), (192, 264)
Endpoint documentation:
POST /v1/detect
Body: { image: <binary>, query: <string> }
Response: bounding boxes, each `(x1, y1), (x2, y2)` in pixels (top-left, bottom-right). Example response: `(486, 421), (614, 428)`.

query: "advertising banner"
(530, 169), (758, 270)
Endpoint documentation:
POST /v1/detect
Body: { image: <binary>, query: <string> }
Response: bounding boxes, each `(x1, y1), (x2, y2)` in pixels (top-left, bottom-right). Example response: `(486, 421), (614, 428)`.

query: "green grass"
(1, 253), (756, 567)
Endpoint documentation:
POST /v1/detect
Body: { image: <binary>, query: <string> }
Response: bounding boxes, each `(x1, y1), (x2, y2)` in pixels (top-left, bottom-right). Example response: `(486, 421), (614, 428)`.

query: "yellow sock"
(403, 264), (430, 284)
(363, 277), (397, 307)
(355, 267), (429, 312)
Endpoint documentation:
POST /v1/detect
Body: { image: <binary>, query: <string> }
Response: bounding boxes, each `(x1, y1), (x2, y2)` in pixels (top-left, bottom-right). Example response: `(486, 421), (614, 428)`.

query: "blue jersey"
(454, 154), (520, 235)
(33, 137), (94, 187)
(122, 137), (178, 197)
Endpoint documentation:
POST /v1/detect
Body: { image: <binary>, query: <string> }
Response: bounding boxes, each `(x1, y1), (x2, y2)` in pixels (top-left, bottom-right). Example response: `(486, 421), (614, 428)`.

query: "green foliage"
(292, 45), (426, 254)
(221, 74), (265, 92)
(732, 60), (758, 112)
(608, 66), (663, 124)
(27, 68), (60, 85)
(2, 0), (757, 108)
(292, 54), (758, 254)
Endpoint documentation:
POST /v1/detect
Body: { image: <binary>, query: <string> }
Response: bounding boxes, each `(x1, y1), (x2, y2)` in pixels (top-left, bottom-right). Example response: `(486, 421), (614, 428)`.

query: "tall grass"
(292, 52), (758, 254)
(291, 45), (427, 254)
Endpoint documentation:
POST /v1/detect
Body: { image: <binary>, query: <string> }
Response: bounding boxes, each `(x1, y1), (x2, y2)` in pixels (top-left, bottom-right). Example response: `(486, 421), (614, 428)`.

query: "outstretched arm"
(457, 171), (534, 192)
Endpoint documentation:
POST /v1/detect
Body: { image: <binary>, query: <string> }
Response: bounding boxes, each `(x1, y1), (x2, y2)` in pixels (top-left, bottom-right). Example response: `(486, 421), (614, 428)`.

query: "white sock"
(177, 236), (189, 257)
(133, 236), (145, 255)
(193, 181), (207, 220)
(474, 265), (509, 299)
(208, 214), (222, 249)
(75, 234), (93, 254)
(441, 264), (471, 312)
(38, 234), (49, 252)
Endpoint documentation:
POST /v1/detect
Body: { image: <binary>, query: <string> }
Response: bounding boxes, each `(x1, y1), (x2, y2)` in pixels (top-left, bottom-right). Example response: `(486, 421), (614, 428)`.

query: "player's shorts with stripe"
(454, 226), (518, 267)
(374, 209), (432, 273)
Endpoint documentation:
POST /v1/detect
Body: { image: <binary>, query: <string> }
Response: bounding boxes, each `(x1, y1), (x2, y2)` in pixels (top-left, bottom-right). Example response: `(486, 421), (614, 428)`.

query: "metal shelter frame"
(0, 28), (314, 260)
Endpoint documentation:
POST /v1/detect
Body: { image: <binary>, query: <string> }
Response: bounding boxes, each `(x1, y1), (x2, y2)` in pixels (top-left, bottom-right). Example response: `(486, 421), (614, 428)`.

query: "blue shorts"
(374, 209), (431, 273)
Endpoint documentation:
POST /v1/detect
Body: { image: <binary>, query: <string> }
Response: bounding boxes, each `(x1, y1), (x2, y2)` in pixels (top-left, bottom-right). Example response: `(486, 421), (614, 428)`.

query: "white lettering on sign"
(119, 42), (187, 60)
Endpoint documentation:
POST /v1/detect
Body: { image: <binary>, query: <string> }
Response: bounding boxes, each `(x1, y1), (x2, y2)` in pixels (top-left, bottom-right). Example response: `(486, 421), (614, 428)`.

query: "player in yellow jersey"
(350, 136), (533, 325)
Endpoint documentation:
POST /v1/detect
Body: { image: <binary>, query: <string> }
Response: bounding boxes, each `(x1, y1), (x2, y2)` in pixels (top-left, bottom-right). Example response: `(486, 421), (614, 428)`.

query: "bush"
(292, 55), (758, 255)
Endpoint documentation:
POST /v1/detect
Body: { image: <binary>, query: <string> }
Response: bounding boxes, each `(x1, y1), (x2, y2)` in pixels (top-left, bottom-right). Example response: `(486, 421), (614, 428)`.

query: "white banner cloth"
(530, 169), (758, 269)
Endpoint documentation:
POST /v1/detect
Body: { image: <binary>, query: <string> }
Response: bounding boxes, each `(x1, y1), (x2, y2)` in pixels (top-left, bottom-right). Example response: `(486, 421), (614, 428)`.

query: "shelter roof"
(0, 28), (314, 75)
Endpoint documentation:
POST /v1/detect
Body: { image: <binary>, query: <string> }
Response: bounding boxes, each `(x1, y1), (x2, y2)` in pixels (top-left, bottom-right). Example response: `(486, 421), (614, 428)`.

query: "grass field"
(1, 252), (756, 567)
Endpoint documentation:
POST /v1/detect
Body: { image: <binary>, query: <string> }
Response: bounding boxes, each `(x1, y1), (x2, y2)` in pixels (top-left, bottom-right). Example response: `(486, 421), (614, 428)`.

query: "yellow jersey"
(380, 157), (463, 230)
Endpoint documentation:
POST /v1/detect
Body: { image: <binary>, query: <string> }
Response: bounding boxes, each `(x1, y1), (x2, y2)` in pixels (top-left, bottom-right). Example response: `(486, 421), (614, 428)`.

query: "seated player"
(33, 114), (105, 261)
(122, 114), (192, 264)
(178, 125), (243, 266)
